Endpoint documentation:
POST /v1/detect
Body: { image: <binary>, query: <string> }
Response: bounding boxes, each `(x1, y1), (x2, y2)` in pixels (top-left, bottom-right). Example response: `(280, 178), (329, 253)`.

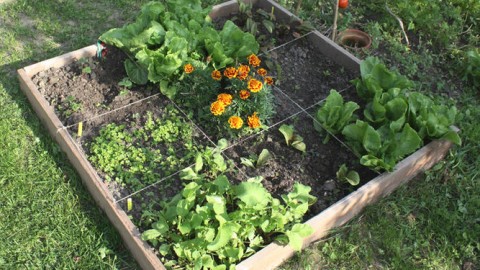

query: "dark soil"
(224, 112), (377, 219)
(30, 7), (372, 226)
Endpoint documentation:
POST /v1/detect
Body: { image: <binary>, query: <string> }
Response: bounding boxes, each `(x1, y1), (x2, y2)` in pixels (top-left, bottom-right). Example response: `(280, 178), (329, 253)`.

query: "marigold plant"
(239, 89), (250, 100)
(210, 100), (226, 116)
(265, 76), (274, 86)
(237, 65), (250, 80)
(247, 112), (261, 129)
(228, 116), (244, 129)
(248, 79), (263, 93)
(257, 68), (267, 77)
(248, 54), (261, 67)
(211, 70), (222, 81)
(184, 63), (194, 74)
(224, 67), (238, 79)
(217, 93), (233, 106)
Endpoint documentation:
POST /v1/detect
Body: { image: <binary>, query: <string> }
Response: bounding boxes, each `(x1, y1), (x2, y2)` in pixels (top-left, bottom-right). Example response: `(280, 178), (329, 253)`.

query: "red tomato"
(339, 0), (348, 8)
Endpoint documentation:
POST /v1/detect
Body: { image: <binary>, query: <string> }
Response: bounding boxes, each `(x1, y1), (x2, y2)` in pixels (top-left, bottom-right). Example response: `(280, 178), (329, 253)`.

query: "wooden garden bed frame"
(17, 0), (454, 269)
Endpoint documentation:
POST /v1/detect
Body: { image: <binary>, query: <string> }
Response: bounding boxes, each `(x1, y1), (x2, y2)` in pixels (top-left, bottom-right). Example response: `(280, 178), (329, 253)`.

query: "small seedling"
(279, 124), (306, 153)
(336, 164), (360, 186)
(119, 77), (133, 96)
(240, 148), (272, 169)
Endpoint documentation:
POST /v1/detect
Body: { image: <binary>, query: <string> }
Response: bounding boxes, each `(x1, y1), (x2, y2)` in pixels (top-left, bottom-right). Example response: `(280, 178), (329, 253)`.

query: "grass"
(0, 0), (479, 269)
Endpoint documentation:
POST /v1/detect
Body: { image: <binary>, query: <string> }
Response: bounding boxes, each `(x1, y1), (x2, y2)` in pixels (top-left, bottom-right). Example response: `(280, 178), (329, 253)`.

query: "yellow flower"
(210, 100), (226, 116)
(211, 70), (222, 81)
(184, 63), (194, 74)
(257, 68), (267, 77)
(248, 112), (261, 129)
(248, 78), (263, 93)
(239, 89), (250, 100)
(265, 76), (274, 85)
(237, 64), (250, 80)
(228, 116), (243, 129)
(223, 67), (238, 79)
(248, 54), (261, 67)
(217, 93), (233, 106)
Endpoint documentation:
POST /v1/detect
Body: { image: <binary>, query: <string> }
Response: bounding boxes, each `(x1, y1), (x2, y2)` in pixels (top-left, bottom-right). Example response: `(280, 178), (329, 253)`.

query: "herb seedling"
(279, 124), (306, 153)
(118, 77), (133, 96)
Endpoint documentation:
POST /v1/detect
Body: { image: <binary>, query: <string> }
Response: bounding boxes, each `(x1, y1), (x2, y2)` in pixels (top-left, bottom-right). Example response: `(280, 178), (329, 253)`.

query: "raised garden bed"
(17, 0), (457, 269)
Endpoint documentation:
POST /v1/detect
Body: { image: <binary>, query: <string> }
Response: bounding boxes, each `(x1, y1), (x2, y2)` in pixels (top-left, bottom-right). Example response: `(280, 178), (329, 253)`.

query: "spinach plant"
(141, 147), (316, 269)
(313, 89), (359, 143)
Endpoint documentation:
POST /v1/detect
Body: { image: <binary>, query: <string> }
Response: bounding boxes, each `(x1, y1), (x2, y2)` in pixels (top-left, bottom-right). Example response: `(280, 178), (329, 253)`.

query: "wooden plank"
(17, 68), (166, 270)
(23, 45), (96, 76)
(236, 139), (452, 270)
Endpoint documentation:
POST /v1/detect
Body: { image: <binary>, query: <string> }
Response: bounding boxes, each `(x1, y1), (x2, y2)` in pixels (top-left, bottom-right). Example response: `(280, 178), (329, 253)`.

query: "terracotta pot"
(337, 29), (372, 49)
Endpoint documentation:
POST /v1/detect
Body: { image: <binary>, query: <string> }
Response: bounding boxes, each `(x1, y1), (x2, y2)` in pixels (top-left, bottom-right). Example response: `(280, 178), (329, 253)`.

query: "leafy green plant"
(279, 124), (306, 153)
(141, 148), (316, 269)
(313, 89), (359, 143)
(59, 95), (82, 117)
(460, 49), (480, 88)
(99, 0), (259, 95)
(240, 148), (272, 169)
(88, 106), (200, 191)
(336, 164), (360, 186)
(342, 120), (422, 171)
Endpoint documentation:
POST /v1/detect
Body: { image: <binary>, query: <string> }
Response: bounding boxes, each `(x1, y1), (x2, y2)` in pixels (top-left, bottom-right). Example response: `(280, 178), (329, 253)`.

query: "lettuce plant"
(141, 146), (316, 269)
(313, 89), (359, 143)
(99, 0), (259, 96)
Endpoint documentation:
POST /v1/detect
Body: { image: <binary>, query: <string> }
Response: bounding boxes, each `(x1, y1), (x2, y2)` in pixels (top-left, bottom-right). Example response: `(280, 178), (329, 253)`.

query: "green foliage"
(99, 0), (259, 94)
(342, 120), (422, 171)
(58, 95), (82, 117)
(89, 106), (199, 191)
(240, 148), (272, 169)
(348, 58), (460, 171)
(141, 148), (316, 269)
(336, 164), (360, 186)
(313, 89), (359, 143)
(460, 49), (480, 88)
(279, 124), (306, 153)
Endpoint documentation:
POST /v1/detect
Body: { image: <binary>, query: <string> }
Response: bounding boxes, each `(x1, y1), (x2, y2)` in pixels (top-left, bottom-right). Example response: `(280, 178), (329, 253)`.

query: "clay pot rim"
(337, 28), (372, 50)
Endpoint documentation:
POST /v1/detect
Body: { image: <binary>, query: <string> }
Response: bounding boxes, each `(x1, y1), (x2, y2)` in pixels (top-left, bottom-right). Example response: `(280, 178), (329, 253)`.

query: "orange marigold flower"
(248, 54), (261, 67)
(237, 64), (250, 80)
(223, 67), (237, 79)
(210, 100), (226, 116)
(228, 116), (243, 129)
(257, 68), (267, 77)
(211, 70), (222, 81)
(247, 112), (261, 129)
(184, 63), (194, 74)
(239, 89), (250, 100)
(248, 78), (263, 93)
(265, 76), (274, 85)
(217, 93), (233, 106)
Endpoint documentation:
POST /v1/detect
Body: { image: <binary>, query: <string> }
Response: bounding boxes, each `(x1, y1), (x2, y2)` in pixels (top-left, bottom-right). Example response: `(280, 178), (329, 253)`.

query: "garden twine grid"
(55, 30), (362, 205)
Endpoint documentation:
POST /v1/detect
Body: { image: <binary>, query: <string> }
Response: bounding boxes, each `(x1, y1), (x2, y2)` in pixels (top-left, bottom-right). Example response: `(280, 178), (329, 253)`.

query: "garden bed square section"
(17, 0), (456, 269)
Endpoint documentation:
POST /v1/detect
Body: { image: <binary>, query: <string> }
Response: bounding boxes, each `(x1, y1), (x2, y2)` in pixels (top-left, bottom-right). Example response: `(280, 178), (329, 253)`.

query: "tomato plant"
(339, 0), (348, 9)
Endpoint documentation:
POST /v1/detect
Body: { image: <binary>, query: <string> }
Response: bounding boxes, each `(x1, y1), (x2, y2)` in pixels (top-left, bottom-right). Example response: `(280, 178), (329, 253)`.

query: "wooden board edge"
(17, 69), (165, 270)
(23, 45), (97, 77)
(236, 139), (453, 270)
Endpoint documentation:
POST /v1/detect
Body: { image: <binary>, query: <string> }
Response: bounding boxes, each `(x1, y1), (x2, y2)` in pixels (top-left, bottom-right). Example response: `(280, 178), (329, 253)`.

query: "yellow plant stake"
(77, 122), (83, 137)
(127, 198), (133, 212)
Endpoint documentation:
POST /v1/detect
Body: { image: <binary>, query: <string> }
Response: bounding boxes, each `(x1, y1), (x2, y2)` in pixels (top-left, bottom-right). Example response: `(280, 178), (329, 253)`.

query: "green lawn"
(1, 0), (478, 269)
